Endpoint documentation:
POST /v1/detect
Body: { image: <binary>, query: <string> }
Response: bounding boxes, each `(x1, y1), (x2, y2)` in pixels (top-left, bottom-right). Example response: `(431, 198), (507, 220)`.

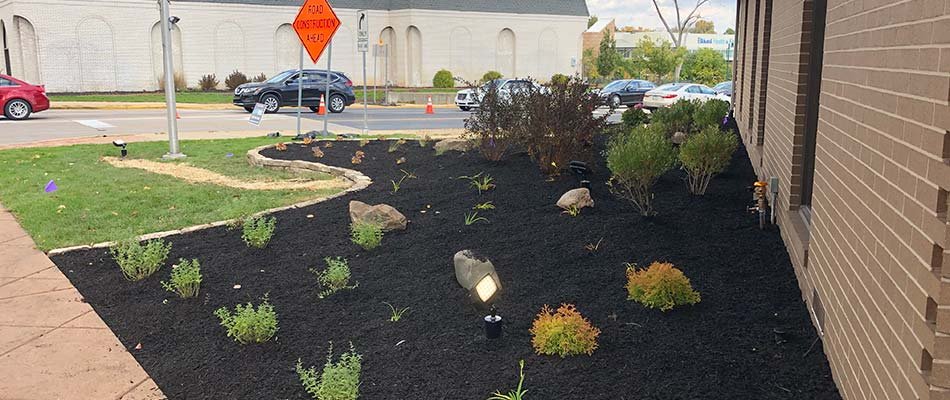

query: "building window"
(800, 0), (828, 215)
(811, 289), (825, 335)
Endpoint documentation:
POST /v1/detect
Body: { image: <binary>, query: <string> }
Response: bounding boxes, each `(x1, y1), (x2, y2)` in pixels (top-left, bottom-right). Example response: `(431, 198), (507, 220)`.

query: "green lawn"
(0, 136), (339, 250)
(49, 88), (462, 104)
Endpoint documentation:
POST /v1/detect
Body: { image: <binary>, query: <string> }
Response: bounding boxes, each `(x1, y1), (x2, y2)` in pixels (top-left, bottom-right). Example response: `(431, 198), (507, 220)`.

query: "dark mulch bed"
(51, 135), (842, 400)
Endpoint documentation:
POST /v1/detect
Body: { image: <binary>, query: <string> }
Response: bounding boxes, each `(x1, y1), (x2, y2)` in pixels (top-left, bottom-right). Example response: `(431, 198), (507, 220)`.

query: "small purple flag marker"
(44, 180), (58, 193)
(225, 153), (234, 158)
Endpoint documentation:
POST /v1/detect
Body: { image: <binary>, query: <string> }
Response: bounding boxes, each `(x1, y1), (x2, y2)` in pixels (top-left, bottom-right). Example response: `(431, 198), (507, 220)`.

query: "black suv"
(233, 69), (356, 113)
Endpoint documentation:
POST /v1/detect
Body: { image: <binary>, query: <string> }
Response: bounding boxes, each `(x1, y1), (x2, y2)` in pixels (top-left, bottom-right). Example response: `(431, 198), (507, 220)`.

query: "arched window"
(77, 17), (117, 91)
(275, 23), (297, 71)
(378, 27), (397, 86)
(214, 22), (246, 83)
(496, 28), (515, 77)
(150, 21), (184, 89)
(449, 27), (471, 82)
(406, 26), (422, 87)
(12, 16), (39, 83)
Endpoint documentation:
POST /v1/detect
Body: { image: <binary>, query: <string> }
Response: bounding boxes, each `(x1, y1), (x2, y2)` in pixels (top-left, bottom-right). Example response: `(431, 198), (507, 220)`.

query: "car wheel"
(459, 106), (471, 111)
(4, 99), (32, 120)
(328, 94), (346, 113)
(261, 94), (280, 113)
(611, 95), (622, 107)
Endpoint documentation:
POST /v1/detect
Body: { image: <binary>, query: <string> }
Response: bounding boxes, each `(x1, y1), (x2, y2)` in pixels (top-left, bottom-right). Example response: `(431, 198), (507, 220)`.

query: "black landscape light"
(453, 250), (504, 339)
(113, 140), (128, 160)
(569, 160), (591, 189)
(169, 16), (180, 25)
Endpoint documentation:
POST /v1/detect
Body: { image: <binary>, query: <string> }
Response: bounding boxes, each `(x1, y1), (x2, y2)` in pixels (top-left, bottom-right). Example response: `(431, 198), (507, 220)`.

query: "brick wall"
(734, 0), (950, 399)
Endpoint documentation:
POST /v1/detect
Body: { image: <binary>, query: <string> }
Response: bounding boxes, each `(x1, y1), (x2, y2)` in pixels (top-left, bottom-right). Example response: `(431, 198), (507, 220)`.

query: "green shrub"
(225, 70), (250, 90)
(625, 262), (700, 311)
(161, 258), (202, 298)
(549, 73), (569, 86)
(110, 239), (171, 281)
(530, 304), (600, 357)
(693, 99), (730, 129)
(651, 99), (700, 136)
(214, 296), (278, 344)
(296, 343), (362, 400)
(350, 221), (382, 250)
(432, 69), (454, 88)
(621, 107), (649, 130)
(680, 125), (738, 195)
(313, 257), (357, 298)
(606, 125), (677, 216)
(198, 74), (219, 91)
(481, 70), (503, 83)
(242, 216), (276, 248)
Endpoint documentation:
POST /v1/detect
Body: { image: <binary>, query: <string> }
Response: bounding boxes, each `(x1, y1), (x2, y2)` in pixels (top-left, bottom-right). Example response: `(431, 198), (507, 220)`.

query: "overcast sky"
(586, 0), (737, 34)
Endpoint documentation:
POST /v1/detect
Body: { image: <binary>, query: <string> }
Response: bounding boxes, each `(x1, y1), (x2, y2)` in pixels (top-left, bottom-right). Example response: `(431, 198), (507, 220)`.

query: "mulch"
(51, 133), (842, 400)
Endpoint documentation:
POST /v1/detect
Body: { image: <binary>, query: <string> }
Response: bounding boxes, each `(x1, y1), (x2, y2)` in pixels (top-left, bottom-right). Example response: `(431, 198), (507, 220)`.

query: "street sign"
(248, 103), (266, 126)
(293, 0), (341, 63)
(356, 10), (369, 53)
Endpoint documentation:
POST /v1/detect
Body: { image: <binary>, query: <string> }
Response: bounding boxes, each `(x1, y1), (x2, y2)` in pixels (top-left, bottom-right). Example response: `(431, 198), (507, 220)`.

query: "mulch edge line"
(45, 144), (372, 257)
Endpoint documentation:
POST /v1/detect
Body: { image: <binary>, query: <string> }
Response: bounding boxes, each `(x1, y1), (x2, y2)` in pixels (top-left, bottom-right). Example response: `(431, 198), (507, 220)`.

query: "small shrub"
(693, 99), (730, 130)
(350, 221), (383, 250)
(679, 125), (738, 195)
(606, 125), (677, 216)
(625, 262), (701, 311)
(242, 216), (276, 248)
(459, 172), (495, 194)
(530, 304), (600, 357)
(463, 79), (520, 161)
(621, 106), (649, 130)
(252, 73), (268, 83)
(464, 211), (489, 226)
(158, 72), (187, 92)
(161, 258), (202, 298)
(488, 360), (528, 400)
(214, 296), (279, 344)
(225, 70), (250, 91)
(481, 70), (503, 83)
(383, 302), (409, 322)
(651, 99), (700, 136)
(296, 342), (362, 400)
(198, 74), (219, 91)
(110, 239), (171, 281)
(313, 257), (357, 298)
(550, 73), (570, 86)
(433, 69), (455, 88)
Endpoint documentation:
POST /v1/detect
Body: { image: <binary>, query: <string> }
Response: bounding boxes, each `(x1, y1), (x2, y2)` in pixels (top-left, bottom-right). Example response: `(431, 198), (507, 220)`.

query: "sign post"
(357, 9), (369, 135)
(293, 0), (340, 137)
(158, 0), (184, 159)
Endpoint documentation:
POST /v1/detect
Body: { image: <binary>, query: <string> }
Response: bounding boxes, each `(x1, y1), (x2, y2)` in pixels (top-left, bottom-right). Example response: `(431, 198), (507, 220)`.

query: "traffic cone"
(425, 96), (434, 114)
(317, 94), (327, 115)
(176, 110), (181, 120)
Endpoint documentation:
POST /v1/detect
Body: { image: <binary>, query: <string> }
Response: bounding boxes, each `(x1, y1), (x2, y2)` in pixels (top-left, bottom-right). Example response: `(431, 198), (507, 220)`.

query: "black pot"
(484, 315), (503, 339)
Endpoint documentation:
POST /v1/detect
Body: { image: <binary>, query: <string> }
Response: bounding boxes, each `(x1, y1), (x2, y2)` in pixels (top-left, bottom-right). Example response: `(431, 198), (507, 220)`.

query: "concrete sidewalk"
(0, 204), (164, 400)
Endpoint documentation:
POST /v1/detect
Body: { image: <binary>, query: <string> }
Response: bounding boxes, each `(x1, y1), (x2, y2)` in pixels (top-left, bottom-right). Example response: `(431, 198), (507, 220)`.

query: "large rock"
(348, 200), (407, 231)
(453, 250), (502, 295)
(557, 188), (594, 210)
(434, 138), (474, 154)
(671, 131), (688, 145)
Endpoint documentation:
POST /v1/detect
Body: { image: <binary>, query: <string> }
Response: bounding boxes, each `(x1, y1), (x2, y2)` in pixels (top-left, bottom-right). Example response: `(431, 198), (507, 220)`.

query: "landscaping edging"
(46, 144), (372, 256)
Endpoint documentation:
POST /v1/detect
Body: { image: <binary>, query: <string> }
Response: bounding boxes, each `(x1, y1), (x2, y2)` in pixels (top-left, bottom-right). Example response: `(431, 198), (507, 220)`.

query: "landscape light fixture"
(113, 140), (128, 160)
(453, 250), (504, 339)
(569, 160), (591, 189)
(169, 16), (180, 24)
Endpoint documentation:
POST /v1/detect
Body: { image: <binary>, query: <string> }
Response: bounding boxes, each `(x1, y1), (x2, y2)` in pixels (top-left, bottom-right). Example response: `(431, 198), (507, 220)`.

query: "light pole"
(159, 0), (185, 159)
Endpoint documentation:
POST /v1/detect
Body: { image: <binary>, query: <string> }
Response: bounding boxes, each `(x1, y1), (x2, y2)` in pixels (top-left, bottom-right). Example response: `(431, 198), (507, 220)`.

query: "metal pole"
(324, 41), (331, 135)
(159, 0), (184, 159)
(296, 44), (303, 138)
(384, 44), (389, 105)
(362, 50), (368, 134)
(373, 45), (377, 104)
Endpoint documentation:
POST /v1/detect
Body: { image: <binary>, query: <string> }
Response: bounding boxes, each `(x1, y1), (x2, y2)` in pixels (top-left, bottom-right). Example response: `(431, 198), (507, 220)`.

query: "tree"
(690, 19), (715, 34)
(631, 37), (686, 83)
(724, 28), (736, 35)
(596, 31), (624, 79)
(588, 16), (599, 28)
(680, 48), (731, 85)
(650, 0), (711, 81)
(582, 48), (600, 79)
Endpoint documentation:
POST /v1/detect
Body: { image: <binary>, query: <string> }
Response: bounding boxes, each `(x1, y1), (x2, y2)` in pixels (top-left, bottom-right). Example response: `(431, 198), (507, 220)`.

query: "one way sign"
(357, 10), (369, 52)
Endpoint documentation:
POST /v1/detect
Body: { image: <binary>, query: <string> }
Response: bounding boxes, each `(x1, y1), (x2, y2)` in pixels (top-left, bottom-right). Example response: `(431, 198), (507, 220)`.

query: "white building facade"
(0, 0), (589, 92)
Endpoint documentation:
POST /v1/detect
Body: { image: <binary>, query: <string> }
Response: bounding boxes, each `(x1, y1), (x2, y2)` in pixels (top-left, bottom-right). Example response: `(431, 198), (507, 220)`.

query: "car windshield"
(479, 79), (506, 90)
(603, 80), (627, 90)
(714, 82), (733, 90)
(267, 70), (298, 83)
(655, 83), (688, 92)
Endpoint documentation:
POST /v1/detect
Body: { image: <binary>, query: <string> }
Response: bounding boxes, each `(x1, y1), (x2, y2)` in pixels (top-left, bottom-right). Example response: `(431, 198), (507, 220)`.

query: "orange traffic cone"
(425, 96), (434, 114)
(176, 110), (181, 120)
(317, 94), (327, 115)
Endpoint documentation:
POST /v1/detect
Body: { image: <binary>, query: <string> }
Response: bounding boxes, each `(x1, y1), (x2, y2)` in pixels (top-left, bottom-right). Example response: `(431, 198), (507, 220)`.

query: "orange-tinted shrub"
(625, 262), (700, 311)
(530, 304), (600, 357)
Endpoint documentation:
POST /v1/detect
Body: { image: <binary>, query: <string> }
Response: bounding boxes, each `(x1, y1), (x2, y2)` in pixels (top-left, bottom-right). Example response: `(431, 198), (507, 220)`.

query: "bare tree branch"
(652, 0), (677, 44)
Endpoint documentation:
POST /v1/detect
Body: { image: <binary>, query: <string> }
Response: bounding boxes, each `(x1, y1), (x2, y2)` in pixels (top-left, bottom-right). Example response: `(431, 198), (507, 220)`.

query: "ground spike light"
(113, 140), (128, 160)
(453, 250), (503, 339)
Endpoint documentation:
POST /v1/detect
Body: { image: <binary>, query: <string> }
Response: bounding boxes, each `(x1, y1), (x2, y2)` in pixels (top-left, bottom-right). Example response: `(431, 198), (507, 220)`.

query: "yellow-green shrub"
(625, 262), (700, 311)
(530, 304), (600, 357)
(679, 125), (738, 195)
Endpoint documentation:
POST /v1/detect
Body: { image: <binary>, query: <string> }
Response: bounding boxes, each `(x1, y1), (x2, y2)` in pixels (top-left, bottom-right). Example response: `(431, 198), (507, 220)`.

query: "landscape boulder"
(348, 200), (407, 231)
(671, 131), (688, 145)
(453, 250), (502, 293)
(557, 188), (594, 210)
(434, 138), (474, 154)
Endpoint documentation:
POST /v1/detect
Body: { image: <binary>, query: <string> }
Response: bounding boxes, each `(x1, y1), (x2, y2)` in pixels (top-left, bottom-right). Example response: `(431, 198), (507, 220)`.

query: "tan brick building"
(732, 0), (950, 398)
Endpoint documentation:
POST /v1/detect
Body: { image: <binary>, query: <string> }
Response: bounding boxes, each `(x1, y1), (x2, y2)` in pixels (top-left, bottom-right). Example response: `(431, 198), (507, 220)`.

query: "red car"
(0, 74), (50, 120)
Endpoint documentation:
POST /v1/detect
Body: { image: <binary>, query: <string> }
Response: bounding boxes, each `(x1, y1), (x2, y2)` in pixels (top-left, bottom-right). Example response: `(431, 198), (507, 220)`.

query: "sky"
(586, 0), (737, 35)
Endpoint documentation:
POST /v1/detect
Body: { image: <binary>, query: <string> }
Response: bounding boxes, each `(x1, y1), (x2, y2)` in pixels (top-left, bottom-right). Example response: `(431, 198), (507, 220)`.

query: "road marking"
(73, 120), (116, 131)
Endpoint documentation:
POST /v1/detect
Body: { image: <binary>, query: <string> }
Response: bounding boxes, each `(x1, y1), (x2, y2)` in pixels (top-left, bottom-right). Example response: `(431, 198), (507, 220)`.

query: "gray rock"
(349, 200), (407, 231)
(672, 131), (688, 145)
(434, 138), (474, 154)
(453, 250), (502, 295)
(557, 188), (594, 210)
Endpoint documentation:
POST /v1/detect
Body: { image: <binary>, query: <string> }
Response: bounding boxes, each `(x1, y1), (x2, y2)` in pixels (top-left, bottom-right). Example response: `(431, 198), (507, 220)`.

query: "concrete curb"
(46, 144), (372, 256)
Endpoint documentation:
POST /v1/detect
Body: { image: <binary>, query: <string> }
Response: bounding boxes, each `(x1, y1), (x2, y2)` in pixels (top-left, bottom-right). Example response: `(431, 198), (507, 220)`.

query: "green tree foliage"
(690, 19), (716, 34)
(680, 48), (731, 86)
(582, 48), (600, 80)
(588, 16), (599, 28)
(596, 31), (624, 79)
(724, 28), (736, 35)
(631, 37), (685, 83)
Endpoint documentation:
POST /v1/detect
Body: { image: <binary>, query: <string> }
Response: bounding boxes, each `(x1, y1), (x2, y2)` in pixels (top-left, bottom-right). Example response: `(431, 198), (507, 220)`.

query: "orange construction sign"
(293, 0), (341, 63)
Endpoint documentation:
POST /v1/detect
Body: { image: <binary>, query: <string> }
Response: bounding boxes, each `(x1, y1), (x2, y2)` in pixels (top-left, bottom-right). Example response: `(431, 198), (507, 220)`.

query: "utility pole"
(159, 0), (184, 159)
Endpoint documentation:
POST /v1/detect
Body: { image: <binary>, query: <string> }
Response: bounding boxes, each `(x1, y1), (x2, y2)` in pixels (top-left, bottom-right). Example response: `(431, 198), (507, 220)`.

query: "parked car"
(454, 79), (540, 111)
(713, 81), (734, 97)
(598, 79), (656, 107)
(642, 82), (731, 109)
(232, 69), (356, 114)
(0, 74), (49, 120)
